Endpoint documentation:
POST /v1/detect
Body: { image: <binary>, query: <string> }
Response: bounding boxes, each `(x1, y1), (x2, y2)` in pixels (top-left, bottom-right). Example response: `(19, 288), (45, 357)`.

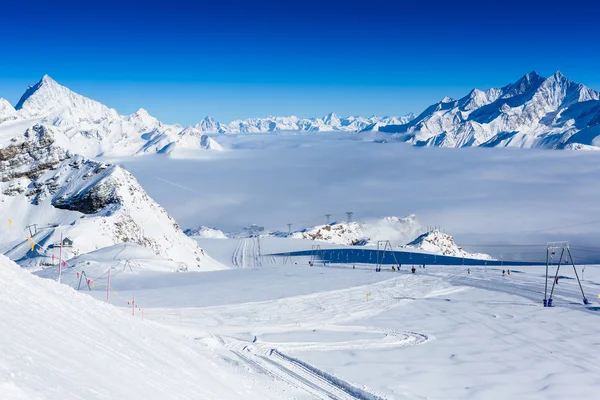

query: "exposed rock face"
(0, 125), (67, 181)
(52, 173), (120, 214)
(0, 124), (224, 271)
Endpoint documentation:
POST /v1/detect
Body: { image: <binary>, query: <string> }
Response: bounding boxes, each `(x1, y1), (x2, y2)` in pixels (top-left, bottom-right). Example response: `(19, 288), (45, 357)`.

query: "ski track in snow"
(141, 272), (448, 399)
(232, 238), (261, 268)
(219, 333), (394, 400)
(213, 324), (429, 399)
(424, 267), (600, 316)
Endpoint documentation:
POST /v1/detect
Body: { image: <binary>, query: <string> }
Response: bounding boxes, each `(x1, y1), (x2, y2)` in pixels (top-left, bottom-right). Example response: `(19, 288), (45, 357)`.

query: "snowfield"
(3, 71), (600, 399)
(27, 244), (600, 400)
(0, 254), (300, 400)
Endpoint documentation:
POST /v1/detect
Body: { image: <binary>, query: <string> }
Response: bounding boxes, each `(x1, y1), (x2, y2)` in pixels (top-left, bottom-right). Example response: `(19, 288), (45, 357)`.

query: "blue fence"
(271, 248), (540, 267)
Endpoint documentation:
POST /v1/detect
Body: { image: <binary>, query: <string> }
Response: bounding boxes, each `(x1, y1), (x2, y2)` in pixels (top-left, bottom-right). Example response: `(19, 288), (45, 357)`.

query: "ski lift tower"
(544, 241), (589, 307)
(310, 244), (322, 266)
(376, 240), (399, 272)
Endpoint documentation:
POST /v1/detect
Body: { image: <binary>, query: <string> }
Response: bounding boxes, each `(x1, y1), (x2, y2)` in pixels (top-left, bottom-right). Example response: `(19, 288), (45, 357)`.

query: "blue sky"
(1, 0), (599, 125)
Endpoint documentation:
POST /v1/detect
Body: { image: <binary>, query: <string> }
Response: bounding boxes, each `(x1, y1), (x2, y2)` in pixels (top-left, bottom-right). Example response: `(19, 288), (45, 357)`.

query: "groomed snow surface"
(0, 254), (296, 400)
(7, 237), (600, 399)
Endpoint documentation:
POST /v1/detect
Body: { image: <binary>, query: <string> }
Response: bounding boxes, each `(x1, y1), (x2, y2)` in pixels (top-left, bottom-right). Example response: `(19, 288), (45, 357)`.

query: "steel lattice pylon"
(544, 241), (589, 307)
(376, 240), (399, 272)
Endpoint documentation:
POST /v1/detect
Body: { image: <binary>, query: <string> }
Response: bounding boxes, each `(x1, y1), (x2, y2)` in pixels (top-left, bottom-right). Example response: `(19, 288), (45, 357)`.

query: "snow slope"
(369, 71), (600, 150)
(405, 230), (493, 260)
(0, 125), (223, 271)
(0, 254), (293, 400)
(67, 248), (600, 400)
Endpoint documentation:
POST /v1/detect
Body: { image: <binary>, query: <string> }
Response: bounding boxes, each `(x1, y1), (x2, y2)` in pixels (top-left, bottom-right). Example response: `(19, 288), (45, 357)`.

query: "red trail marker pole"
(58, 233), (63, 283)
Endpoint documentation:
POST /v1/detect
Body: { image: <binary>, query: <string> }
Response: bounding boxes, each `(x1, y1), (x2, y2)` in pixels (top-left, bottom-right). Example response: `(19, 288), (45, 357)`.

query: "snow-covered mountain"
(280, 215), (423, 247)
(0, 98), (20, 124)
(9, 71), (600, 152)
(0, 125), (224, 270)
(405, 230), (493, 260)
(277, 217), (492, 260)
(366, 71), (600, 150)
(3, 75), (222, 158)
(184, 226), (228, 239)
(138, 125), (223, 156)
(208, 112), (416, 134)
(361, 114), (416, 132)
(0, 75), (417, 156)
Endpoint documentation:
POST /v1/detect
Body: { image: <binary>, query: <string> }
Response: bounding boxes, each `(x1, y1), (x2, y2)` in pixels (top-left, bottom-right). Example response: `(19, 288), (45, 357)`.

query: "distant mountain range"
(2, 71), (600, 155)
(0, 75), (413, 158)
(195, 113), (416, 134)
(365, 71), (600, 150)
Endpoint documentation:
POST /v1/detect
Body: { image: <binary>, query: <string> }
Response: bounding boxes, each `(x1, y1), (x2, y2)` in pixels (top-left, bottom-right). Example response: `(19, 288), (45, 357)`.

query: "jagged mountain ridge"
(366, 71), (600, 150)
(211, 113), (416, 134)
(7, 72), (600, 151)
(0, 125), (224, 270)
(6, 75), (220, 158)
(0, 75), (416, 157)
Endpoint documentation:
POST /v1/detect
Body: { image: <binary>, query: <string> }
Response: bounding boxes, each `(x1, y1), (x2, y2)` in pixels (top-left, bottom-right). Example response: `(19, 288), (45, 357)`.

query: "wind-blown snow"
(281, 215), (422, 247)
(405, 229), (493, 260)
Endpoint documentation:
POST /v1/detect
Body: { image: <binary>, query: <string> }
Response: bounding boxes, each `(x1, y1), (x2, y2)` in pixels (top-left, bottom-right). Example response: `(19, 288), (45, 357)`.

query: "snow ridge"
(2, 75), (416, 156)
(367, 71), (600, 150)
(405, 230), (492, 260)
(219, 113), (416, 134)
